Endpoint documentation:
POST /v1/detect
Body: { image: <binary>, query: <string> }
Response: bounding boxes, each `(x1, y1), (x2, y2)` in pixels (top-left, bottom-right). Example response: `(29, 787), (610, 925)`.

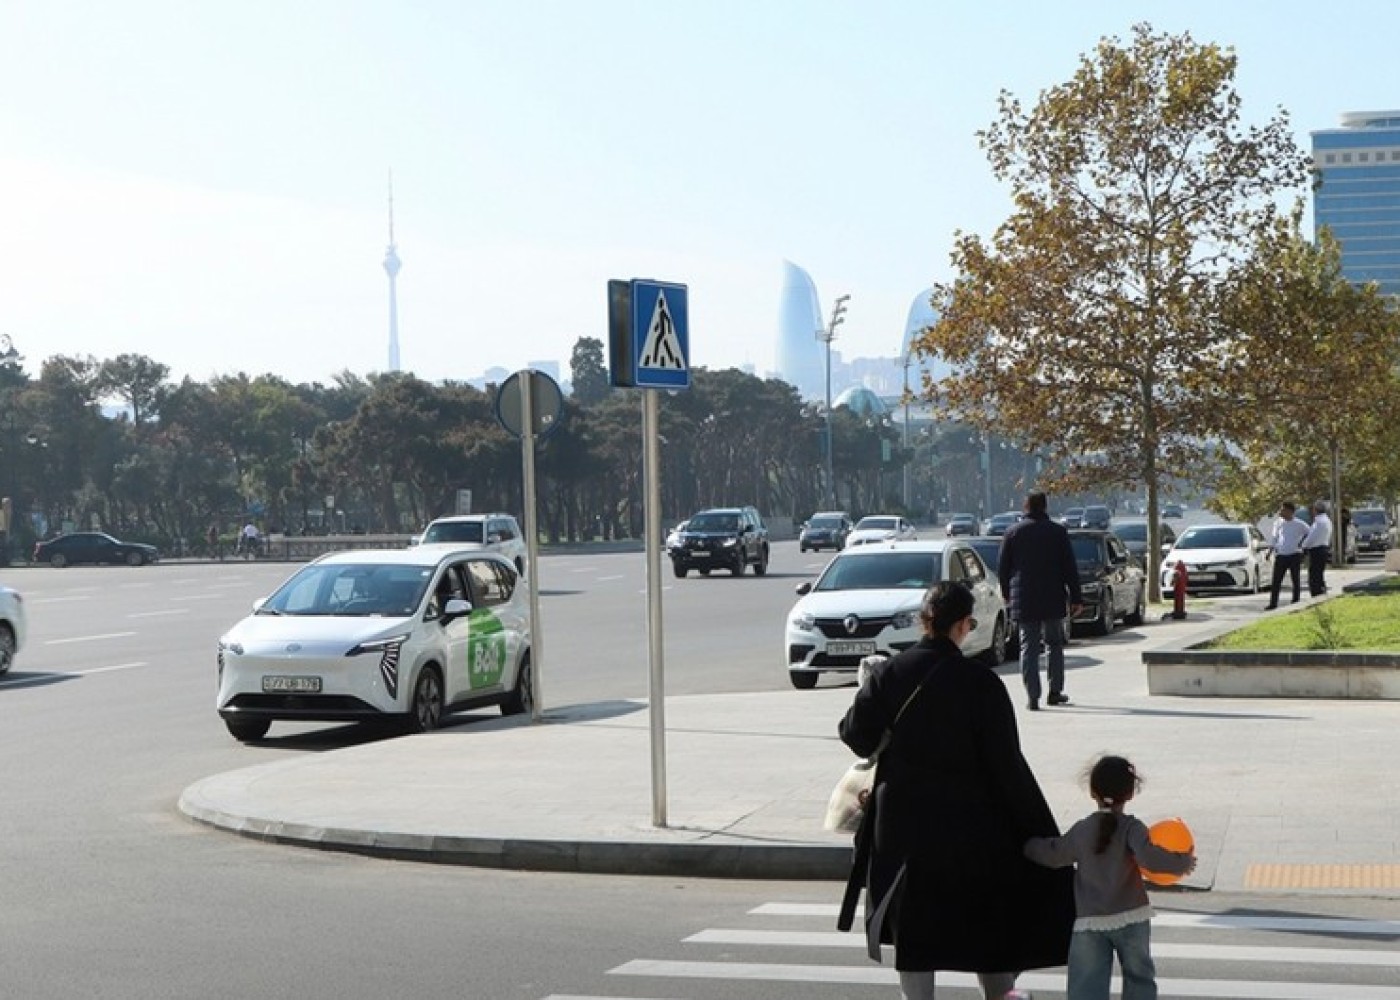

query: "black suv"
(671, 506), (770, 577)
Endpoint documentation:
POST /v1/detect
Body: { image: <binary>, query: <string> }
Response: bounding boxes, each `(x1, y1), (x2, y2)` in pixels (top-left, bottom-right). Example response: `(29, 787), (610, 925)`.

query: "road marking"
(171, 593), (222, 602)
(25, 595), (88, 604)
(612, 960), (1400, 998)
(128, 609), (191, 618)
(45, 632), (138, 645)
(596, 575), (624, 582)
(0, 662), (146, 688)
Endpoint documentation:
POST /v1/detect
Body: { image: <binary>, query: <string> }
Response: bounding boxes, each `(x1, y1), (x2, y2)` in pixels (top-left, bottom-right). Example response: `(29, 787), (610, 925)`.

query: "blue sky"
(0, 1), (1394, 387)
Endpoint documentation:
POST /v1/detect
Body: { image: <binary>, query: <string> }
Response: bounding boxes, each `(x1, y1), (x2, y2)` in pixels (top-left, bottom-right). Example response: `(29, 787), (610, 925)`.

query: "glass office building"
(1312, 110), (1400, 296)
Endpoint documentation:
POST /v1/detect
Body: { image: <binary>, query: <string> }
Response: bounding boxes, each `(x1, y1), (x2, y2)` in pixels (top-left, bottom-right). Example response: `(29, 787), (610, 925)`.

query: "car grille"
(814, 616), (894, 639)
(224, 693), (376, 714)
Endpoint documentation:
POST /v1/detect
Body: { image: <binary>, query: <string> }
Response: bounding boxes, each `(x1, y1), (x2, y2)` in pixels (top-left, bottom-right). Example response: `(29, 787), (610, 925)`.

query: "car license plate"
(690, 550), (710, 558)
(827, 640), (877, 656)
(262, 675), (322, 693)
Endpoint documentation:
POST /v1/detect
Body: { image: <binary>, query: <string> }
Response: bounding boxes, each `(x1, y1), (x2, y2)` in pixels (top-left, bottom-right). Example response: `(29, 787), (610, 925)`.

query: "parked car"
(1110, 518), (1176, 564)
(784, 540), (1008, 688)
(945, 512), (980, 536)
(33, 531), (159, 567)
(216, 547), (533, 741)
(799, 511), (852, 553)
(416, 513), (528, 575)
(1162, 502), (1186, 519)
(985, 511), (1022, 537)
(1351, 507), (1396, 553)
(0, 585), (25, 676)
(846, 515), (918, 547)
(1160, 523), (1273, 594)
(1081, 504), (1112, 530)
(1068, 530), (1147, 635)
(670, 506), (769, 577)
(1059, 506), (1085, 528)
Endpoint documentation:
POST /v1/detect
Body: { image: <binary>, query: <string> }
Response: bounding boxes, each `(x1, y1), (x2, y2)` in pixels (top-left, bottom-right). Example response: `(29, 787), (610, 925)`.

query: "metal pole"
(983, 435), (993, 518)
(824, 340), (834, 509)
(520, 372), (544, 723)
(902, 357), (911, 511)
(643, 388), (668, 827)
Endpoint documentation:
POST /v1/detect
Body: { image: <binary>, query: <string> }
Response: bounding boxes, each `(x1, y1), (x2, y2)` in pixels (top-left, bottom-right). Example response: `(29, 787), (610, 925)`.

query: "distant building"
(775, 261), (827, 400)
(1312, 111), (1400, 296)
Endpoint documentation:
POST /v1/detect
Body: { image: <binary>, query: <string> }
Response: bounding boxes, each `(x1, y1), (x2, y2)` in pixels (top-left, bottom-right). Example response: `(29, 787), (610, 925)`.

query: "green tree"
(98, 353), (170, 429)
(569, 336), (611, 405)
(918, 24), (1309, 599)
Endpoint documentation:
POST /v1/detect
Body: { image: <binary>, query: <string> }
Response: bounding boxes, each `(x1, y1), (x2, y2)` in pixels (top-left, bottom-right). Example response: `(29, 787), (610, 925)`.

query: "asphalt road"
(4, 544), (1398, 999)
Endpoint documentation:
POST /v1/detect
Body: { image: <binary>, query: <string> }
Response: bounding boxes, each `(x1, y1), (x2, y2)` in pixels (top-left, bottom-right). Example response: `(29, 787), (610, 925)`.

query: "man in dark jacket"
(998, 492), (1083, 710)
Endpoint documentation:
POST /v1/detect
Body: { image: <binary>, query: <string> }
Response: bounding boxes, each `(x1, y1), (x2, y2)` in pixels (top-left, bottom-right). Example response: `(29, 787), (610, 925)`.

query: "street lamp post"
(902, 349), (914, 513)
(818, 295), (849, 510)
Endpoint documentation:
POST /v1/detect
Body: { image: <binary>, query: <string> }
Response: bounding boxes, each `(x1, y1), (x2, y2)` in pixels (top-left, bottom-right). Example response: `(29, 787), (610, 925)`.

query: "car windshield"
(422, 521), (484, 544)
(855, 517), (897, 531)
(967, 541), (1001, 568)
(1113, 523), (1147, 542)
(689, 513), (738, 532)
(1354, 510), (1388, 526)
(950, 514), (974, 524)
(808, 516), (843, 529)
(991, 513), (1017, 524)
(1071, 537), (1104, 565)
(1177, 527), (1246, 549)
(815, 551), (942, 591)
(260, 563), (432, 617)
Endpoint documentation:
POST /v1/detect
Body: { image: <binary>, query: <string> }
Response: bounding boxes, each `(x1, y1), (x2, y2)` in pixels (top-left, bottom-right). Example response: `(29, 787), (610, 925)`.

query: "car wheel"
(225, 718), (271, 742)
(1093, 591), (1112, 636)
(800, 544), (808, 553)
(50, 553), (67, 568)
(789, 670), (818, 690)
(500, 652), (533, 716)
(406, 666), (444, 733)
(1125, 585), (1146, 627)
(979, 615), (1007, 667)
(672, 562), (688, 579)
(0, 624), (15, 675)
(754, 546), (769, 576)
(126, 551), (144, 567)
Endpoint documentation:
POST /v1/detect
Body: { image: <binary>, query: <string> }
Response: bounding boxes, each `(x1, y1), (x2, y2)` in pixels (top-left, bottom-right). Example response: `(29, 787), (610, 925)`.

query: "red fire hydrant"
(1170, 560), (1188, 620)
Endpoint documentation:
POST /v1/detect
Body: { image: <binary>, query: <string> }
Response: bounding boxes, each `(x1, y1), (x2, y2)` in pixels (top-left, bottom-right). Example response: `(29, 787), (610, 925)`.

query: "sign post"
(495, 369), (564, 725)
(608, 278), (690, 827)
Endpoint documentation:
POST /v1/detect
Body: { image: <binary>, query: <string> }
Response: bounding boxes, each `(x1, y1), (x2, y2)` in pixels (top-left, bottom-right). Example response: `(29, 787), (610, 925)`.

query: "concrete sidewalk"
(180, 566), (1400, 895)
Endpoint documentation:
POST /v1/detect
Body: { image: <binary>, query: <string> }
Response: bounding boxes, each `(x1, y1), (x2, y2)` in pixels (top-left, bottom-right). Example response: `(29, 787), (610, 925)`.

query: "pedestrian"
(1265, 502), (1308, 609)
(1302, 501), (1333, 597)
(998, 492), (1084, 710)
(1024, 755), (1196, 1000)
(838, 581), (1074, 1000)
(205, 523), (220, 561)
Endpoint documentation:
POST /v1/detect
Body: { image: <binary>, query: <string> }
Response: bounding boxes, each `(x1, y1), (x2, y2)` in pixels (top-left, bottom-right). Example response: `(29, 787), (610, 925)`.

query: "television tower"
(383, 173), (402, 372)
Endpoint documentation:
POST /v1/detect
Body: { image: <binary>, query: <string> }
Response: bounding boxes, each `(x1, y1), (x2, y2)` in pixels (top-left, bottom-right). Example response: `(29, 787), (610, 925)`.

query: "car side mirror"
(442, 597), (472, 619)
(795, 581), (813, 596)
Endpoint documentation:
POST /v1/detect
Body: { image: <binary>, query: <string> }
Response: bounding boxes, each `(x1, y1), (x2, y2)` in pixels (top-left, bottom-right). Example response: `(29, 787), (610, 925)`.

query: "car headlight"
(790, 612), (817, 632)
(218, 638), (244, 656)
(891, 610), (918, 630)
(348, 633), (410, 656)
(721, 538), (738, 547)
(1223, 560), (1246, 569)
(348, 633), (409, 697)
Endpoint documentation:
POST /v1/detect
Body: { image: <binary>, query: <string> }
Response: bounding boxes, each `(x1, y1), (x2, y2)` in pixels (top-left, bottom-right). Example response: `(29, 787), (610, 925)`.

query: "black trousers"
(1269, 552), (1302, 605)
(1306, 546), (1330, 596)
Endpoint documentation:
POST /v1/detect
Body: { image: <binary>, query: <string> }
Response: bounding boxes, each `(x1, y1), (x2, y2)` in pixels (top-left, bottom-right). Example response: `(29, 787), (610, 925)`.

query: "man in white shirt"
(1267, 502), (1310, 609)
(1302, 502), (1334, 597)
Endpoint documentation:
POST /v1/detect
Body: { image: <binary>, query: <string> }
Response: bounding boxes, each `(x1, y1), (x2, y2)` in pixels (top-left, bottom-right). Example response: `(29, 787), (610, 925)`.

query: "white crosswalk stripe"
(545, 900), (1400, 999)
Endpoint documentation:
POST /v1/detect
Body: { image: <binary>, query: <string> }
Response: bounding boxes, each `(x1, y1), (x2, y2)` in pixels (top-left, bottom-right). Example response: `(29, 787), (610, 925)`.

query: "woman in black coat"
(839, 581), (1074, 999)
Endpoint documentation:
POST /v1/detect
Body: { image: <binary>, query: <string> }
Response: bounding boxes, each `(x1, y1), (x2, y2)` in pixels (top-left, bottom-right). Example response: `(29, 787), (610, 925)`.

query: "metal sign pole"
(643, 387), (667, 827)
(520, 372), (544, 723)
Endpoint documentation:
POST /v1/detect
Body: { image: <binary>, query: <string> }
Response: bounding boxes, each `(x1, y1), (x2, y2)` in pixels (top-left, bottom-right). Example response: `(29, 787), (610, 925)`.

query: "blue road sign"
(631, 280), (690, 390)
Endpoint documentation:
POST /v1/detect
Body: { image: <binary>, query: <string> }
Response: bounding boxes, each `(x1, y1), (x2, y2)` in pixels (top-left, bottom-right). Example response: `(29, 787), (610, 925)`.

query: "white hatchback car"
(784, 540), (1009, 689)
(845, 515), (918, 547)
(1159, 523), (1273, 594)
(0, 584), (26, 676)
(417, 513), (528, 576)
(216, 548), (533, 741)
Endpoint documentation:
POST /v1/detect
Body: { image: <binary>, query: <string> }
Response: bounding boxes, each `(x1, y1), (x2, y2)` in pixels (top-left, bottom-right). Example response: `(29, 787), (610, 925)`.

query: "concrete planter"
(1143, 647), (1400, 699)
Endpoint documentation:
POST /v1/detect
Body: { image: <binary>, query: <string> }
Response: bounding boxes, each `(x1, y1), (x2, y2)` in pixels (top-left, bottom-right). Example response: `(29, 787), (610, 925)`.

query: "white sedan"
(1160, 523), (1274, 594)
(0, 584), (26, 676)
(845, 515), (918, 547)
(785, 540), (1009, 689)
(216, 548), (533, 741)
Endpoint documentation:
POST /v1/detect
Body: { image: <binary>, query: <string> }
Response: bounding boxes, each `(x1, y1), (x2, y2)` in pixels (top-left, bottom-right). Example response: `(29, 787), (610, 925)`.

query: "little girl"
(1024, 755), (1195, 1000)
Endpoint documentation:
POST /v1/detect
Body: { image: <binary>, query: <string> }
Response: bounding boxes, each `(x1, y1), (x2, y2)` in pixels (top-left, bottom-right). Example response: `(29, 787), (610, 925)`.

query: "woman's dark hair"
(919, 581), (975, 637)
(1087, 755), (1142, 854)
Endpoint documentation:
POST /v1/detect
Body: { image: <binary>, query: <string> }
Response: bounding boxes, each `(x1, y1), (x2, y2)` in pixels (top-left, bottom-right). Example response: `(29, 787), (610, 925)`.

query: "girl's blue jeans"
(1068, 921), (1157, 1000)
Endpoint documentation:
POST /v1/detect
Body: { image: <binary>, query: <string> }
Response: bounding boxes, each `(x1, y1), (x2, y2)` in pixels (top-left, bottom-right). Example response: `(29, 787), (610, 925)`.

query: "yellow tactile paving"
(1245, 864), (1400, 889)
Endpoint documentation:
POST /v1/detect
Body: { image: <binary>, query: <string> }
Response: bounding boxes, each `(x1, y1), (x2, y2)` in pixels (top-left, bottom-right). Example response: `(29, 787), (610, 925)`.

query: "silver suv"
(418, 513), (528, 576)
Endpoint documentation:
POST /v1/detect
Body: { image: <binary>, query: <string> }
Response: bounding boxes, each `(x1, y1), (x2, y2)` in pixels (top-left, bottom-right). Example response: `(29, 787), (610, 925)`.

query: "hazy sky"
(0, 1), (1393, 387)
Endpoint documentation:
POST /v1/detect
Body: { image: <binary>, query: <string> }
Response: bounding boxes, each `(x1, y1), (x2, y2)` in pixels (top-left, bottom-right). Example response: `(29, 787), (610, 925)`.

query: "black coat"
(998, 512), (1082, 623)
(838, 636), (1074, 973)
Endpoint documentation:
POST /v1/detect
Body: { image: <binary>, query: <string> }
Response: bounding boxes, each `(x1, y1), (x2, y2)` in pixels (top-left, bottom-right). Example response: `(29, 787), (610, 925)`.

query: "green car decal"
(466, 609), (508, 689)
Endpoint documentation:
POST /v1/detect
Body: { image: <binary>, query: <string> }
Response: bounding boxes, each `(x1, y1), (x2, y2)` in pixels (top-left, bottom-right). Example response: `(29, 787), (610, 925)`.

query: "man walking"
(1266, 502), (1309, 609)
(1302, 501), (1333, 597)
(999, 492), (1083, 711)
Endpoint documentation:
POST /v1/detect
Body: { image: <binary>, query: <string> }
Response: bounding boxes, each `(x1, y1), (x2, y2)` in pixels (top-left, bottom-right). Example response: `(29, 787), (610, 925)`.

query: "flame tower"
(383, 174), (403, 372)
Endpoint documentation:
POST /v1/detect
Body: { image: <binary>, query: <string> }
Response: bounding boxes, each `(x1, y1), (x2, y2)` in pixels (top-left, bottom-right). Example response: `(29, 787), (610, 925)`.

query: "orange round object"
(1139, 818), (1194, 886)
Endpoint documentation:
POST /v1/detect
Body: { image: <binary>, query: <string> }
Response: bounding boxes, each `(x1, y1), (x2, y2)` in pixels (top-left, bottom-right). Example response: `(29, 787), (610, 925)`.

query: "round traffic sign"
(495, 369), (564, 439)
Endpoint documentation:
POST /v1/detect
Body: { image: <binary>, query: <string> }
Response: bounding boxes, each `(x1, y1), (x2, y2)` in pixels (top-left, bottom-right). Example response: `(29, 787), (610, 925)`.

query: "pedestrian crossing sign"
(631, 280), (690, 389)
